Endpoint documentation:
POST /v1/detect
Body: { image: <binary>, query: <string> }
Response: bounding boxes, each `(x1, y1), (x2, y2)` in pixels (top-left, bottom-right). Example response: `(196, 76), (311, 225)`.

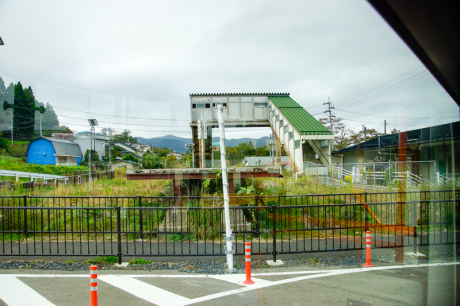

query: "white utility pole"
(217, 105), (235, 272)
(89, 128), (93, 191)
(38, 114), (42, 137)
(108, 128), (112, 170)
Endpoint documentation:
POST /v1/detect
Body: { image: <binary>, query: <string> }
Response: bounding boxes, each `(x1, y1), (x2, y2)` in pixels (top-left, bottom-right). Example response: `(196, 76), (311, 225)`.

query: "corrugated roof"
(269, 96), (301, 108)
(269, 96), (332, 136)
(28, 137), (83, 157)
(333, 121), (460, 153)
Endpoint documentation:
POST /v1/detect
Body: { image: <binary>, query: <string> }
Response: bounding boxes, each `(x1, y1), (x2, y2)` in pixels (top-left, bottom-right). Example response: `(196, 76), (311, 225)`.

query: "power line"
(335, 108), (458, 120)
(336, 65), (426, 108)
(53, 106), (190, 121)
(339, 70), (431, 109)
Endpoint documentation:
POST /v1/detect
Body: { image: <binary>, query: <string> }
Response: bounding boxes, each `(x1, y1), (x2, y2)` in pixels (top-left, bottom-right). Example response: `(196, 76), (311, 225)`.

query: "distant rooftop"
(190, 93), (289, 96)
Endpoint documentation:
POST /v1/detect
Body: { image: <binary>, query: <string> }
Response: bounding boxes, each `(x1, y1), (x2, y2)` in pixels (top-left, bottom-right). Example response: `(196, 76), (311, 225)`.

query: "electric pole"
(38, 113), (42, 137)
(323, 97), (335, 132)
(8, 109), (13, 146)
(363, 125), (367, 142)
(323, 97), (335, 150)
(108, 127), (112, 170)
(384, 120), (387, 135)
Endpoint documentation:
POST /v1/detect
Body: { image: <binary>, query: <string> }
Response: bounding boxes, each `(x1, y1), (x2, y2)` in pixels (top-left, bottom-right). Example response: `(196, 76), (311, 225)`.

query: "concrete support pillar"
(192, 126), (200, 168)
(173, 179), (181, 207)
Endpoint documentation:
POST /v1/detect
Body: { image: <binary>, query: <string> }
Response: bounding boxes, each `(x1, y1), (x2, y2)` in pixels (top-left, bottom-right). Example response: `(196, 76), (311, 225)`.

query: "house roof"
(190, 93), (289, 96)
(113, 160), (141, 165)
(243, 156), (291, 166)
(269, 96), (333, 136)
(334, 121), (460, 153)
(26, 137), (83, 157)
(74, 131), (108, 140)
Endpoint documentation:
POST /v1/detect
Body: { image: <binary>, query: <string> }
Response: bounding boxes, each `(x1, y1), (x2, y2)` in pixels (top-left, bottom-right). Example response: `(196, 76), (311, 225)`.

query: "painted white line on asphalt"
(99, 275), (191, 306)
(3, 262), (458, 279)
(209, 274), (272, 287)
(252, 270), (326, 276)
(181, 262), (460, 305)
(0, 276), (55, 306)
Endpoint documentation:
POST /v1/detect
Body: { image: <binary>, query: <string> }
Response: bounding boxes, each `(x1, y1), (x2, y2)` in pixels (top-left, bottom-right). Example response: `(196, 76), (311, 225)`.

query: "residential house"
(51, 133), (73, 141)
(111, 160), (141, 170)
(26, 137), (82, 166)
(73, 131), (108, 161)
(167, 151), (184, 160)
(332, 121), (460, 176)
(243, 156), (292, 169)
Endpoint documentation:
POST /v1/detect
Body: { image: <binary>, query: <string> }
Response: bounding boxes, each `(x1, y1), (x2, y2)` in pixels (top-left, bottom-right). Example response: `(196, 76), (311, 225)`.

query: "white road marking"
(99, 275), (191, 306)
(209, 274), (272, 287)
(1, 262), (458, 306)
(0, 275), (55, 306)
(181, 262), (460, 305)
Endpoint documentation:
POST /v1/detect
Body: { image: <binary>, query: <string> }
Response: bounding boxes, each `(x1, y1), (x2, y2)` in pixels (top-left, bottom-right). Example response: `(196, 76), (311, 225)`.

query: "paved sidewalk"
(0, 262), (459, 306)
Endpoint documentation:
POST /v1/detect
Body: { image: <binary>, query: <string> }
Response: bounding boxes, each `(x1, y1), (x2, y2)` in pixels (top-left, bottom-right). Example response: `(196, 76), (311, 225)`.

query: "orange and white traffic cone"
(243, 242), (255, 285)
(363, 231), (374, 267)
(90, 265), (98, 306)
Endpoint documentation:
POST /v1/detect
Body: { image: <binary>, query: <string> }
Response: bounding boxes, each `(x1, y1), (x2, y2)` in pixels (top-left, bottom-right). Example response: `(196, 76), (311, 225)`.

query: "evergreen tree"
(3, 81), (45, 139)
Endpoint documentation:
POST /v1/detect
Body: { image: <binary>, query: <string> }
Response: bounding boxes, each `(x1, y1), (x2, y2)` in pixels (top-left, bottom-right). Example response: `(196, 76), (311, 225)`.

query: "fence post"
(138, 196), (144, 239)
(364, 192), (369, 232)
(389, 162), (392, 185)
(23, 195), (28, 236)
(412, 201), (418, 254)
(116, 207), (122, 264)
(271, 205), (277, 262)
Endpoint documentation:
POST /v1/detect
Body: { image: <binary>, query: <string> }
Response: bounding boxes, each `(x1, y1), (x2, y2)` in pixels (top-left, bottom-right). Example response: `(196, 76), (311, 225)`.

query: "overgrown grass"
(0, 170), (169, 197)
(0, 156), (88, 175)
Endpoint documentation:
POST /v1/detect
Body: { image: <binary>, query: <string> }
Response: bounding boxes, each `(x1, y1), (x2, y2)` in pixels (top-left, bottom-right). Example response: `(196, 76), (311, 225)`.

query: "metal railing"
(0, 171), (115, 192)
(305, 161), (437, 190)
(0, 190), (458, 207)
(0, 191), (458, 263)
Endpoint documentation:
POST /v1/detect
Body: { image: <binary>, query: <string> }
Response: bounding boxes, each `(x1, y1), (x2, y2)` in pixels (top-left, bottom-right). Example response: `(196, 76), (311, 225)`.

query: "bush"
(85, 256), (118, 264)
(122, 154), (139, 163)
(129, 258), (152, 265)
(8, 143), (27, 158)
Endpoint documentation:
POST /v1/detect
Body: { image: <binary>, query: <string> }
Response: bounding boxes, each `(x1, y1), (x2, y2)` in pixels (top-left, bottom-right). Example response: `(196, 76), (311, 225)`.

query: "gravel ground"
(0, 248), (457, 274)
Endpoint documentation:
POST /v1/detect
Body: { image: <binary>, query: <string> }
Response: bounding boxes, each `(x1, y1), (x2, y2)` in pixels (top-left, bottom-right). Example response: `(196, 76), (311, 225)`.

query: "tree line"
(319, 117), (399, 150)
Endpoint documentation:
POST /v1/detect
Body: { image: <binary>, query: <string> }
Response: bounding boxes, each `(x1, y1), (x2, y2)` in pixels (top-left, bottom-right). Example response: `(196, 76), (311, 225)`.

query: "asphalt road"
(0, 263), (458, 305)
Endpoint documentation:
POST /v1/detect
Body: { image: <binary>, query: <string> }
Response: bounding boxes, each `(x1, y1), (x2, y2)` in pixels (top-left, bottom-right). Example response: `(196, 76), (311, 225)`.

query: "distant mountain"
(137, 135), (270, 153)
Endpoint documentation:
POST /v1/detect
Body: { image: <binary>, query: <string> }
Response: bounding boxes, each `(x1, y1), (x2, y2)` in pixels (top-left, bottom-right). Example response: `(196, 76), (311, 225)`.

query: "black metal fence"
(0, 190), (458, 263)
(0, 189), (457, 208)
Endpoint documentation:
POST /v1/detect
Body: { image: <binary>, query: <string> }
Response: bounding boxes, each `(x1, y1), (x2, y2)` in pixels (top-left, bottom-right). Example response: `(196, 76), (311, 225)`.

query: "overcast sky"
(0, 0), (458, 140)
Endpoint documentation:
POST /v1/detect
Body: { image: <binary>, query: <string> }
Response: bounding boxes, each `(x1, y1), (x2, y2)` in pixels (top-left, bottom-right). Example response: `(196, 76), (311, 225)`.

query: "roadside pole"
(108, 128), (112, 170)
(218, 105), (235, 272)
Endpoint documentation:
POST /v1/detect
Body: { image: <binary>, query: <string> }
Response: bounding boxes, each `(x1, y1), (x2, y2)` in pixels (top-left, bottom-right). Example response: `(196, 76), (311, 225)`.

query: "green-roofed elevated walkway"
(268, 95), (333, 172)
(188, 93), (333, 173)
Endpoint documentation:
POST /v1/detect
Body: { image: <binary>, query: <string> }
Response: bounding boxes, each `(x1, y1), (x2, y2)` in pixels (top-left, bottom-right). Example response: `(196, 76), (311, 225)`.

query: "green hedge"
(0, 157), (88, 174)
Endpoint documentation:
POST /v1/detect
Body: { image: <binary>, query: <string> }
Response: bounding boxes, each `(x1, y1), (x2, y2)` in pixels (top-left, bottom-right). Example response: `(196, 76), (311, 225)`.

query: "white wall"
(73, 136), (106, 161)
